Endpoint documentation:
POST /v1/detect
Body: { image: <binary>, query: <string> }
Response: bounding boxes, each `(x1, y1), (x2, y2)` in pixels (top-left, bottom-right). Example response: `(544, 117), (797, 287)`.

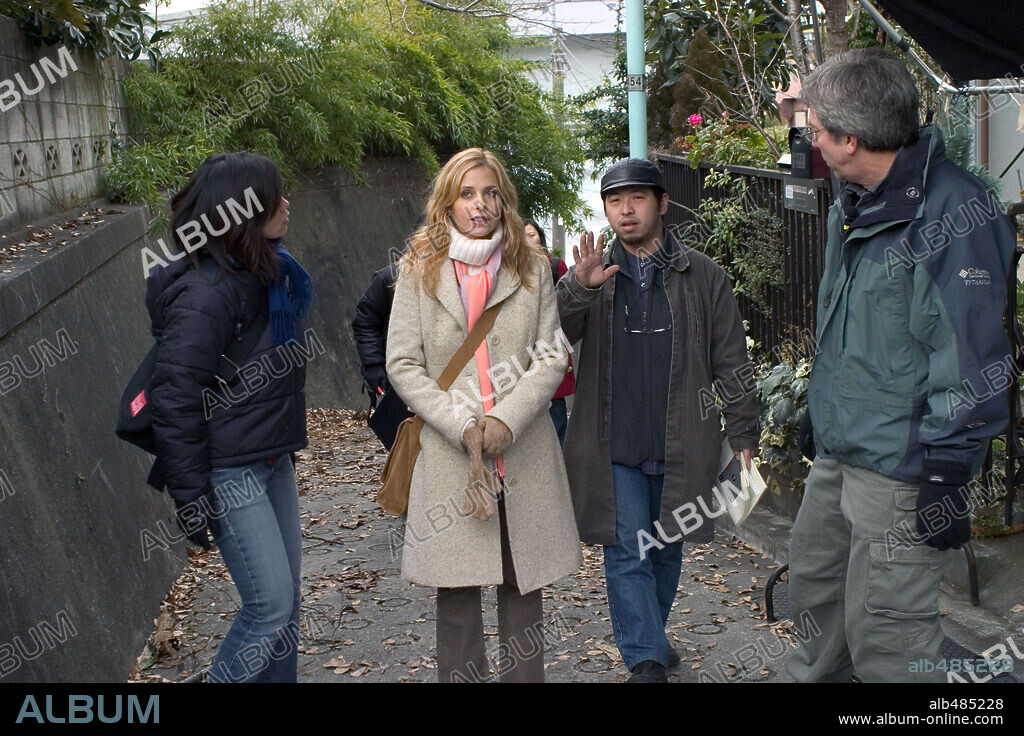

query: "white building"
(509, 2), (621, 252)
(975, 95), (1024, 207)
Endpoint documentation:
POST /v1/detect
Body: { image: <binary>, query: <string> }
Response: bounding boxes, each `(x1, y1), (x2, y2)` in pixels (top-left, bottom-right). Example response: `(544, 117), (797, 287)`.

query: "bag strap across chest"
(436, 301), (502, 391)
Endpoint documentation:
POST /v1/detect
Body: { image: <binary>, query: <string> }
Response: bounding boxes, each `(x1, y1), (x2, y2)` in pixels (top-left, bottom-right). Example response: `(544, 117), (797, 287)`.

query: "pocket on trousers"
(894, 487), (918, 511)
(865, 541), (943, 620)
(893, 486), (919, 528)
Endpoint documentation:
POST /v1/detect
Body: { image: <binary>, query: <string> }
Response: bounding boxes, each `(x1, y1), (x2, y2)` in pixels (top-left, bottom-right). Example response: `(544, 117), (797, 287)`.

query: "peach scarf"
(452, 245), (505, 478)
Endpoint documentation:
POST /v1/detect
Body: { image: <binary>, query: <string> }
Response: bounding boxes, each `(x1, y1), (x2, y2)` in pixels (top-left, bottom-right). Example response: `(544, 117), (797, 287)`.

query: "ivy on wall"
(0, 0), (166, 59)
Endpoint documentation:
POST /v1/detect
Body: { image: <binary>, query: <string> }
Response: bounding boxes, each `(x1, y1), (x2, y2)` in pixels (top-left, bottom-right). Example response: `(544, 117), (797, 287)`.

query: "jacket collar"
(604, 223), (690, 272)
(436, 256), (521, 331)
(842, 124), (945, 231)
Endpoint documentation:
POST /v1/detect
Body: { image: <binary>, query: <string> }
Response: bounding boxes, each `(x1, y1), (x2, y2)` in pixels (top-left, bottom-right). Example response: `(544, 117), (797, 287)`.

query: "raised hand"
(573, 231), (619, 288)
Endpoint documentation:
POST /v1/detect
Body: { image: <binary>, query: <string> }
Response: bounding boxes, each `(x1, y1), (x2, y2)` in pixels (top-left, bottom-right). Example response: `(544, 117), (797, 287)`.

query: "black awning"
(874, 0), (1024, 85)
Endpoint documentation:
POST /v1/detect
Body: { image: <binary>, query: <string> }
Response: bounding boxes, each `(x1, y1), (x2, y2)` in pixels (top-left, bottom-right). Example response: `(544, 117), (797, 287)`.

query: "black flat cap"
(600, 158), (666, 196)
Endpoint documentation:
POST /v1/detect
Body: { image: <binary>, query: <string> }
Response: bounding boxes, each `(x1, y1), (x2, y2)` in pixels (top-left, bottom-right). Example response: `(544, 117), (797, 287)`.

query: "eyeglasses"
(805, 124), (828, 142)
(624, 304), (671, 335)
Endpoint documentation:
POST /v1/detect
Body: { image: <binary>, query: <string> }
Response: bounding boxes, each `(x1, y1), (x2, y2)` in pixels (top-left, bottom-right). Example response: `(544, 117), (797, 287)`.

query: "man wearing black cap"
(556, 158), (760, 682)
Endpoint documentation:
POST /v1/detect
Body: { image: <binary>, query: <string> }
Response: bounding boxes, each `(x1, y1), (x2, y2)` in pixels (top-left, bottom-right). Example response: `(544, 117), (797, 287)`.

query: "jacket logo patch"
(905, 186), (921, 199)
(130, 390), (147, 417)
(958, 267), (991, 286)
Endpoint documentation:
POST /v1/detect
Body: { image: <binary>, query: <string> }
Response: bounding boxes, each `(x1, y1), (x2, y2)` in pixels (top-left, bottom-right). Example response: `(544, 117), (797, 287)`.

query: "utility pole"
(551, 25), (566, 255)
(625, 0), (647, 158)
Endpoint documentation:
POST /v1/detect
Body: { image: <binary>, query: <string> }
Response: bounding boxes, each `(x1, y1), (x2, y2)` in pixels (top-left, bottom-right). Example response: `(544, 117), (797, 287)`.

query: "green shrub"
(106, 0), (588, 230)
(680, 169), (785, 314)
(676, 112), (784, 170)
(757, 357), (810, 469)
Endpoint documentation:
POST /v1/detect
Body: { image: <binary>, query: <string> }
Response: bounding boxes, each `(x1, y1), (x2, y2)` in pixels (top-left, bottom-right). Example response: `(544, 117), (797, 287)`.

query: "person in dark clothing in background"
(523, 218), (575, 445)
(352, 261), (400, 402)
(351, 216), (421, 448)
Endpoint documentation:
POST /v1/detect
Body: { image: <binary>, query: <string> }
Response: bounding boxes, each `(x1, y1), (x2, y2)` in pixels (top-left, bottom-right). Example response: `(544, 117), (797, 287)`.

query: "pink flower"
(688, 113), (703, 127)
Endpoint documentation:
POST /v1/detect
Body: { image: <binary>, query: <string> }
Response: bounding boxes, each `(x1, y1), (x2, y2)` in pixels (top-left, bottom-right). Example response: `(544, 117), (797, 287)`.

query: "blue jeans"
(604, 464), (685, 670)
(206, 454), (301, 683)
(549, 397), (568, 446)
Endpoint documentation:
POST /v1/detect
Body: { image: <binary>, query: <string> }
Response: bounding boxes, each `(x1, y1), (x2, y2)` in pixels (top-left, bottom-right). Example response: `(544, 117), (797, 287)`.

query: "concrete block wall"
(0, 16), (130, 234)
(0, 204), (184, 682)
(285, 159), (430, 408)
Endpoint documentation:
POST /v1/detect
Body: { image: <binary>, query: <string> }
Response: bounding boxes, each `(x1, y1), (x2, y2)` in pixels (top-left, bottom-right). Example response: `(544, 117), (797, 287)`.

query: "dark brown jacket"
(556, 230), (760, 544)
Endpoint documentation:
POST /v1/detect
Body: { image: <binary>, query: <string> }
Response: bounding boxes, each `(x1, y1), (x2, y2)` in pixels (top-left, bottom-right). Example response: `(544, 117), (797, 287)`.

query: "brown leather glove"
(465, 456), (499, 521)
(461, 421), (497, 520)
(479, 416), (512, 458)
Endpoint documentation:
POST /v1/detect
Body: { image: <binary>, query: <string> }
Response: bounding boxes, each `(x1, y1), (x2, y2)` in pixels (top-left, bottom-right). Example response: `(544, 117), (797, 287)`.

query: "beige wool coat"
(385, 254), (582, 593)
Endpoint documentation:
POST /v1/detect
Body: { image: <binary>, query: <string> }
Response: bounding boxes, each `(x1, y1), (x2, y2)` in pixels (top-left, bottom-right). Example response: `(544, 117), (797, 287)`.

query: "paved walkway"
(131, 409), (798, 683)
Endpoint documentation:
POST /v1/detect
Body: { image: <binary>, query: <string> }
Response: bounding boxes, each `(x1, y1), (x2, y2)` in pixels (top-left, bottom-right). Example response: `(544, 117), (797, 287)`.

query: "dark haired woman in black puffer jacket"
(145, 151), (313, 683)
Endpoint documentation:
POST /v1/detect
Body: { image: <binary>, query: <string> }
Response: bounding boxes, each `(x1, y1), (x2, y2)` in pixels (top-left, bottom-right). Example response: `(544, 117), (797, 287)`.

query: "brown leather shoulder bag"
(377, 302), (503, 515)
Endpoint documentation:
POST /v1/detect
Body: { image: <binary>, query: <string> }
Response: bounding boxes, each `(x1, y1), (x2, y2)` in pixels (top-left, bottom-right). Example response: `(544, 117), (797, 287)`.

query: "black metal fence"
(656, 153), (833, 358)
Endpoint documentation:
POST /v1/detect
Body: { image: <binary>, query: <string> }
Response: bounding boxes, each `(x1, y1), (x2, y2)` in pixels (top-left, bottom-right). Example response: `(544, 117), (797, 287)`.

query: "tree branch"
(785, 0), (809, 76)
(406, 0), (554, 19)
(820, 0), (850, 58)
(408, 0), (506, 17)
(400, 0), (597, 40)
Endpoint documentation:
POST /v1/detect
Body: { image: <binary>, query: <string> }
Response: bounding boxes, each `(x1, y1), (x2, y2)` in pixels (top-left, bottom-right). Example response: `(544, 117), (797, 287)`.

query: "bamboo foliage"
(105, 0), (587, 229)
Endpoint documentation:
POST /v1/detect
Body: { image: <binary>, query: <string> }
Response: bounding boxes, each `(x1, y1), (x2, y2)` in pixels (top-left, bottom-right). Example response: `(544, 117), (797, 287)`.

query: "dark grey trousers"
(436, 494), (544, 683)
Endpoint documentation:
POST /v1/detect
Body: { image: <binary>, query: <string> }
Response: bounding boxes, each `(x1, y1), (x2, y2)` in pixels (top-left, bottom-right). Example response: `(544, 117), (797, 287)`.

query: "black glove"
(363, 365), (389, 403)
(174, 496), (219, 550)
(798, 409), (816, 462)
(916, 460), (972, 551)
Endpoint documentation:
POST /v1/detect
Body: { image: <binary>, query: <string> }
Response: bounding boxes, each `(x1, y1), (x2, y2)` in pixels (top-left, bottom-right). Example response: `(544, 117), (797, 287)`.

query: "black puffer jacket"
(145, 255), (308, 505)
(351, 263), (397, 382)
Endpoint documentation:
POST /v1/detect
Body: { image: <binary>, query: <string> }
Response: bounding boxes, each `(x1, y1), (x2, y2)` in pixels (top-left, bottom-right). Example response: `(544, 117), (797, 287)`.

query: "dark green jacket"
(808, 126), (1015, 482)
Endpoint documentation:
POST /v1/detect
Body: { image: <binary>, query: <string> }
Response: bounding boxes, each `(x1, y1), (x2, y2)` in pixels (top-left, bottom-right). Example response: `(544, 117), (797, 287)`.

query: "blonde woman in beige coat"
(386, 148), (582, 683)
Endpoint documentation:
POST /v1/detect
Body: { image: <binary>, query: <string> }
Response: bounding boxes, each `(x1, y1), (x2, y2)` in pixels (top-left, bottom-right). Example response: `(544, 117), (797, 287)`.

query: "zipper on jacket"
(601, 277), (615, 443)
(663, 280), (675, 472)
(642, 269), (662, 467)
(642, 289), (653, 466)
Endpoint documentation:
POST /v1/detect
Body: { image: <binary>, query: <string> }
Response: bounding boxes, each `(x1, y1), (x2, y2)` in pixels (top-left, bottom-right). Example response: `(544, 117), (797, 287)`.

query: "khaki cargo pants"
(785, 458), (950, 683)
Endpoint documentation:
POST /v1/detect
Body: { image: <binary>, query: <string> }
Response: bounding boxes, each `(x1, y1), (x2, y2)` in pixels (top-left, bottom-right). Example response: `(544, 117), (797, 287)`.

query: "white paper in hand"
(715, 439), (767, 527)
